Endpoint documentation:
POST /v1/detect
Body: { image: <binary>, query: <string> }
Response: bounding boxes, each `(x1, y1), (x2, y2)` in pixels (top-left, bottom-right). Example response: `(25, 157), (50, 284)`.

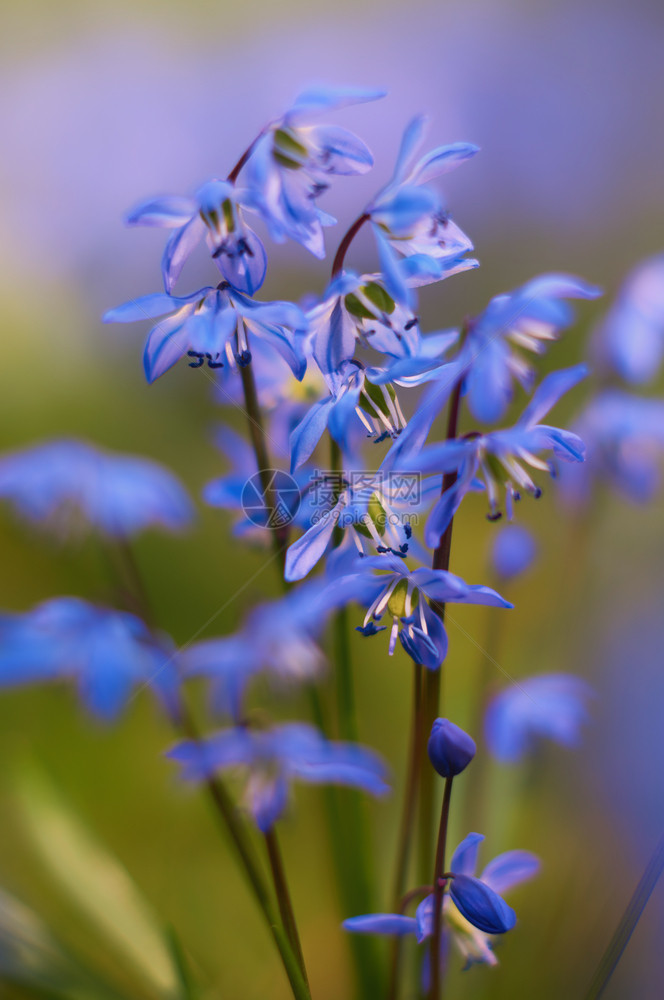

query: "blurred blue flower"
(344, 832), (538, 967)
(167, 721), (389, 831)
(399, 365), (588, 547)
(592, 254), (664, 384)
(558, 390), (664, 506)
(245, 84), (384, 258)
(104, 284), (307, 383)
(462, 273), (601, 424)
(0, 598), (178, 721)
(125, 180), (267, 296)
(489, 524), (537, 580)
(330, 553), (511, 669)
(0, 439), (193, 538)
(366, 116), (478, 306)
(485, 673), (592, 763)
(180, 582), (332, 719)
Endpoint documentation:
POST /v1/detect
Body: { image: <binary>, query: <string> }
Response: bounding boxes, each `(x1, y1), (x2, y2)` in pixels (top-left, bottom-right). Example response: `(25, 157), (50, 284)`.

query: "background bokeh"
(1, 0), (664, 997)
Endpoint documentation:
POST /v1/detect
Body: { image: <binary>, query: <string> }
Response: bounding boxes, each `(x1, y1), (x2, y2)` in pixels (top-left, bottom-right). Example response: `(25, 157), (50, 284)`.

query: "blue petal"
(480, 851), (540, 894)
(162, 216), (206, 293)
(314, 298), (357, 376)
(143, 313), (192, 383)
(289, 398), (334, 471)
(391, 116), (428, 184)
(125, 194), (196, 227)
(103, 290), (203, 323)
(518, 364), (589, 428)
(308, 124), (374, 175)
(284, 500), (342, 580)
(343, 914), (417, 937)
(450, 833), (484, 877)
(288, 85), (387, 121)
(408, 142), (480, 185)
(449, 874), (516, 934)
(490, 525), (537, 580)
(214, 227), (268, 296)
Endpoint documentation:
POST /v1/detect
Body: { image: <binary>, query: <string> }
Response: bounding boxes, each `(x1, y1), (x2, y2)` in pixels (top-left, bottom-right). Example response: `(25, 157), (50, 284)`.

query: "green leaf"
(16, 767), (181, 1000)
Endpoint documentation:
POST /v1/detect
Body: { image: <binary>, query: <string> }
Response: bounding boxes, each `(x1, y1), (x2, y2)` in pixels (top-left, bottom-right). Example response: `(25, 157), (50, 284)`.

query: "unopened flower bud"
(428, 718), (476, 778)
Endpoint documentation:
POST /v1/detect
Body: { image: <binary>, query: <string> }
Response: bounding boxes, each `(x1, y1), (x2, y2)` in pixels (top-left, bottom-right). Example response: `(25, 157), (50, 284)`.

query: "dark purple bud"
(428, 718), (476, 778)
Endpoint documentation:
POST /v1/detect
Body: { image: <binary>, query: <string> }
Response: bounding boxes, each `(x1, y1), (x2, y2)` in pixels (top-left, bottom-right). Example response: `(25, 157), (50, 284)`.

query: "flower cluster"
(2, 80), (644, 1000)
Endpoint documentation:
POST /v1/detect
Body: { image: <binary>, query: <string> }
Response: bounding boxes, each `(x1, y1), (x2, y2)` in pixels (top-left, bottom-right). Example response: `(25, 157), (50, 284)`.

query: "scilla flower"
(168, 722), (389, 832)
(104, 283), (307, 383)
(462, 273), (601, 424)
(428, 718), (476, 777)
(365, 116), (478, 306)
(245, 84), (384, 258)
(180, 582), (332, 720)
(0, 439), (193, 538)
(125, 179), (267, 295)
(489, 524), (537, 580)
(485, 673), (592, 763)
(0, 598), (178, 721)
(591, 253), (664, 384)
(402, 365), (589, 547)
(344, 833), (538, 968)
(330, 554), (511, 669)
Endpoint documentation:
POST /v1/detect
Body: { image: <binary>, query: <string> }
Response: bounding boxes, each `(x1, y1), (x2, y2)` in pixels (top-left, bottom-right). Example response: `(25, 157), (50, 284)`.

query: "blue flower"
(557, 389), (664, 506)
(329, 554), (511, 669)
(180, 582), (332, 719)
(344, 833), (538, 968)
(365, 117), (478, 305)
(489, 524), (537, 580)
(307, 269), (460, 375)
(284, 471), (444, 582)
(485, 673), (593, 763)
(401, 365), (589, 547)
(591, 254), (664, 384)
(167, 721), (389, 832)
(103, 284), (307, 383)
(125, 180), (267, 295)
(0, 439), (193, 538)
(0, 598), (178, 721)
(462, 273), (601, 424)
(245, 85), (385, 258)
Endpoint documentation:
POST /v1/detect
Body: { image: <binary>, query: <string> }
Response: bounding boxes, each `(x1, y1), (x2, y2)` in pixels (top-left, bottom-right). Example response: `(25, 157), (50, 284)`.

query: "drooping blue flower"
(180, 581), (332, 719)
(591, 254), (664, 384)
(125, 180), (267, 295)
(167, 721), (389, 831)
(557, 389), (664, 506)
(365, 117), (479, 305)
(461, 273), (601, 424)
(0, 598), (178, 720)
(485, 673), (593, 763)
(306, 268), (460, 377)
(0, 439), (193, 538)
(103, 283), (307, 383)
(344, 832), (538, 968)
(489, 524), (537, 580)
(328, 554), (511, 669)
(400, 365), (589, 547)
(245, 84), (385, 258)
(428, 718), (476, 778)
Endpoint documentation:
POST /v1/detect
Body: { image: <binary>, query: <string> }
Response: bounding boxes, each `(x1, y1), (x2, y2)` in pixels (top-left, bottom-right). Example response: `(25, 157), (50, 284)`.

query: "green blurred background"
(1, 0), (664, 997)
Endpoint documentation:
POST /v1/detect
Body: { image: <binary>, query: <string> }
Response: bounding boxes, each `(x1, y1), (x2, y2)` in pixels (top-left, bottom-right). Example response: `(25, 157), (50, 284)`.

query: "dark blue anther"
(187, 351), (204, 368)
(486, 511), (503, 522)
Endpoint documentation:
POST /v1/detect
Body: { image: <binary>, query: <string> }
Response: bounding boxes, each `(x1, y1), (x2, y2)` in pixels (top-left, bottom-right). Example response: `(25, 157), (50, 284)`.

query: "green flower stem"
(429, 777), (453, 1000)
(417, 378), (463, 885)
(327, 437), (383, 999)
(175, 697), (311, 1000)
(239, 356), (290, 577)
(265, 828), (310, 989)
